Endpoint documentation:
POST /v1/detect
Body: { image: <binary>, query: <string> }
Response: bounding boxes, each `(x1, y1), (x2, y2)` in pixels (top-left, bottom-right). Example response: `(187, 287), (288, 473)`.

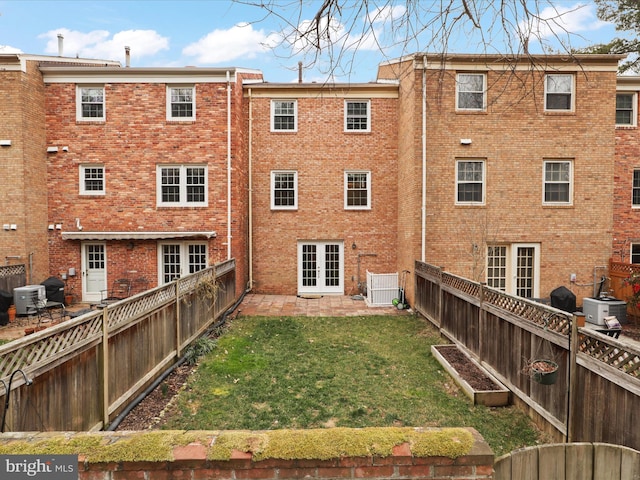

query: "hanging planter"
(529, 359), (559, 385)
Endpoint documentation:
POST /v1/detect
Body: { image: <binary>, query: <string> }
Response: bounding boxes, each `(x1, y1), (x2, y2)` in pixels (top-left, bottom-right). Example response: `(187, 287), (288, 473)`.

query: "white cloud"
(519, 3), (609, 42)
(182, 23), (270, 64)
(38, 28), (169, 63)
(0, 45), (23, 54)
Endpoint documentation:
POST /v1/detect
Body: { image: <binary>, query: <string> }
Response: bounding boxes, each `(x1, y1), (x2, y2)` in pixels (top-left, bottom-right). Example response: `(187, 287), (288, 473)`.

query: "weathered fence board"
(415, 260), (640, 451)
(0, 259), (236, 432)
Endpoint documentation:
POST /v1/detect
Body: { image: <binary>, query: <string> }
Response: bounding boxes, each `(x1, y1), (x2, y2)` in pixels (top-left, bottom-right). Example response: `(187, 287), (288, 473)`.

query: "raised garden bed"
(431, 344), (510, 407)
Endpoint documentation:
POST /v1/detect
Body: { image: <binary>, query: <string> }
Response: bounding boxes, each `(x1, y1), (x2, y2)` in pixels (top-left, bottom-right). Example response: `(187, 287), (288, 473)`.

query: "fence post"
(567, 312), (582, 443)
(101, 308), (109, 428)
(175, 278), (182, 358)
(437, 266), (444, 328)
(479, 283), (485, 363)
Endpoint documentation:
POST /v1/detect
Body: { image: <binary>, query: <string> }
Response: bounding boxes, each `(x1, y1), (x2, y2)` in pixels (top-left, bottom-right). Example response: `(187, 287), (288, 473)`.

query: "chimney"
(57, 34), (64, 57)
(298, 61), (303, 83)
(125, 46), (130, 67)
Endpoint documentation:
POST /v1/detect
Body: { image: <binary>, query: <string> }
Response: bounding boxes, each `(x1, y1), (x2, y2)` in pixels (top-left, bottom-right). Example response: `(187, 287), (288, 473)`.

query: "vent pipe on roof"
(57, 34), (64, 57)
(298, 61), (302, 83)
(125, 46), (130, 67)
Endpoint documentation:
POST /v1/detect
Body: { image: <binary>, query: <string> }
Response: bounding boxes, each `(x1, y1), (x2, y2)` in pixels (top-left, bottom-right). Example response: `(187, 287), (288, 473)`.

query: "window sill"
(616, 125), (637, 129)
(543, 111), (576, 116)
(455, 110), (487, 115)
(76, 120), (105, 125)
(542, 204), (574, 208)
(166, 120), (196, 125)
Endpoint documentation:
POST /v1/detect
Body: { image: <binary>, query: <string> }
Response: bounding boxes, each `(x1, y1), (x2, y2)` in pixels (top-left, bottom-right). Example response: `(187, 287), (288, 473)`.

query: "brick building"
(377, 54), (622, 305)
(245, 83), (398, 296)
(0, 51), (634, 308)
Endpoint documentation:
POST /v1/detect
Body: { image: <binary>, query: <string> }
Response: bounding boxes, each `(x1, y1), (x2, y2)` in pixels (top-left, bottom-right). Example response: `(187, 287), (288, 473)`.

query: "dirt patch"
(435, 345), (502, 391)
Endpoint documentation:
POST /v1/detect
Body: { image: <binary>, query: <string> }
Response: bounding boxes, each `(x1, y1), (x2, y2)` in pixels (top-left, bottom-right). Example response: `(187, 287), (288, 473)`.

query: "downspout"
(248, 88), (254, 289)
(421, 55), (427, 262)
(226, 71), (232, 260)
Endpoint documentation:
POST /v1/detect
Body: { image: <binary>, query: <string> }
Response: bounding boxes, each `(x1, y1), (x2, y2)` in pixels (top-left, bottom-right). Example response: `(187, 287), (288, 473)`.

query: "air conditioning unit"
(13, 285), (46, 315)
(582, 297), (627, 326)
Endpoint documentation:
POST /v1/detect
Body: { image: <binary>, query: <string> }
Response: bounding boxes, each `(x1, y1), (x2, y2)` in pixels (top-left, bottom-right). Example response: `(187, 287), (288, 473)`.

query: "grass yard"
(162, 315), (542, 457)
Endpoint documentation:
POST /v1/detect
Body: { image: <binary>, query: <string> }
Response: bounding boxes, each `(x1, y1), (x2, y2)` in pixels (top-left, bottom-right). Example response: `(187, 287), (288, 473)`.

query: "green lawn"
(163, 315), (542, 457)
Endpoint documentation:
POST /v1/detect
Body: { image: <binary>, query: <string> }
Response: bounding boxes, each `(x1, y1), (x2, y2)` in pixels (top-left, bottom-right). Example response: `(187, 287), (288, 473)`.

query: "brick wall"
(44, 75), (252, 297)
(247, 86), (399, 295)
(0, 60), (49, 284)
(380, 55), (619, 305)
(0, 428), (494, 480)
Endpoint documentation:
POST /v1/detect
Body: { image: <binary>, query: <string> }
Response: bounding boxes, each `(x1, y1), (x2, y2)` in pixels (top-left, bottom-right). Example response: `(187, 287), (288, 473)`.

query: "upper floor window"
(271, 171), (298, 210)
(456, 160), (485, 204)
(157, 165), (207, 207)
(167, 86), (195, 120)
(543, 160), (572, 204)
(80, 165), (105, 195)
(616, 93), (636, 126)
(633, 170), (640, 207)
(77, 86), (105, 121)
(545, 74), (573, 111)
(344, 171), (371, 209)
(345, 100), (370, 131)
(456, 73), (485, 110)
(271, 100), (297, 131)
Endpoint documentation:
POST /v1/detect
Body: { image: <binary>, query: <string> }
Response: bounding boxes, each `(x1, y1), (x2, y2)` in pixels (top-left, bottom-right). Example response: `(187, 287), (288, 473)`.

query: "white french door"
(82, 242), (107, 303)
(487, 243), (540, 298)
(297, 241), (344, 295)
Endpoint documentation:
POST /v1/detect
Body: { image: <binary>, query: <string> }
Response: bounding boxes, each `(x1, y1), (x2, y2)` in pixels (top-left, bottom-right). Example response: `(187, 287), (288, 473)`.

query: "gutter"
(421, 55), (427, 263)
(248, 88), (254, 289)
(227, 71), (232, 260)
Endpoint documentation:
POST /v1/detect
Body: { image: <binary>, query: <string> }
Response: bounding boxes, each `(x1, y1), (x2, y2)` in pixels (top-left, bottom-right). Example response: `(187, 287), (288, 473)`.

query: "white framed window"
(157, 165), (207, 207)
(633, 170), (640, 207)
(616, 93), (636, 126)
(76, 86), (105, 121)
(543, 160), (572, 205)
(344, 171), (371, 210)
(158, 242), (207, 284)
(456, 73), (485, 110)
(456, 160), (485, 205)
(167, 86), (195, 121)
(271, 171), (298, 210)
(80, 165), (105, 195)
(631, 244), (640, 264)
(271, 100), (297, 132)
(344, 100), (370, 131)
(487, 243), (540, 298)
(545, 74), (574, 111)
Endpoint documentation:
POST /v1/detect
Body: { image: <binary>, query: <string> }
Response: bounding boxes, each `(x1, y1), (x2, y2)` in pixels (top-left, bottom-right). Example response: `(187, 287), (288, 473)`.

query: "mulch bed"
(435, 345), (502, 391)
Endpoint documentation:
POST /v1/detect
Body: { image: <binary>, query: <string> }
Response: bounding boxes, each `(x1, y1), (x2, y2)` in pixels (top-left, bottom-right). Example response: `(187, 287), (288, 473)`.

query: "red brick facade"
(0, 52), (634, 306)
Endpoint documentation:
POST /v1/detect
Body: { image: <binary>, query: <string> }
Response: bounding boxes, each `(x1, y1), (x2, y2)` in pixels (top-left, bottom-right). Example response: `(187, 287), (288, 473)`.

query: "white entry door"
(82, 242), (106, 303)
(298, 241), (343, 295)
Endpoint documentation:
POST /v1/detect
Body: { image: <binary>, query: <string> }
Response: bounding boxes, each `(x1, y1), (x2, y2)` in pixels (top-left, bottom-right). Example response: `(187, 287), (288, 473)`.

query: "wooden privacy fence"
(0, 259), (236, 432)
(494, 443), (640, 480)
(0, 264), (26, 293)
(414, 261), (640, 451)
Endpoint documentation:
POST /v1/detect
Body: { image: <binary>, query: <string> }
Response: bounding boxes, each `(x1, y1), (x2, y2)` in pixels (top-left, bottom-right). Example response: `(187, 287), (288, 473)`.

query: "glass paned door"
(82, 243), (106, 303)
(298, 241), (343, 294)
(515, 246), (535, 298)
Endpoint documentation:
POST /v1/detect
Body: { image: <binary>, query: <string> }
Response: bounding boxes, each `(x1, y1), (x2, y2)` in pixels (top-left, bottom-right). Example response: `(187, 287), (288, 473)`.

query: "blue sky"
(0, 1), (622, 83)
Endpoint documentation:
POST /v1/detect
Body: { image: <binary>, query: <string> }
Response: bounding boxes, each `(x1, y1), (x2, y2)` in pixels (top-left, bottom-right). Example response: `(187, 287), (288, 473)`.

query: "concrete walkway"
(237, 294), (410, 317)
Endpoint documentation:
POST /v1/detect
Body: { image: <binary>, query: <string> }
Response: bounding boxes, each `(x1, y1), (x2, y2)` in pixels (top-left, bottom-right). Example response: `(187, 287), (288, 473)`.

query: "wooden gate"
(494, 443), (640, 480)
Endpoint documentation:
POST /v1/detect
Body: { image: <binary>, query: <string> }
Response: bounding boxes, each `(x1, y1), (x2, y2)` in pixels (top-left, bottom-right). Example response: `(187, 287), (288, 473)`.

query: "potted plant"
(523, 359), (559, 385)
(64, 283), (75, 306)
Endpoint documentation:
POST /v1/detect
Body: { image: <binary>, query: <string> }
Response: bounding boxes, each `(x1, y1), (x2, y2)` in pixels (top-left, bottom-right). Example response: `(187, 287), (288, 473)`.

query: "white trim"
(156, 165), (208, 207)
(542, 160), (573, 205)
(76, 85), (105, 122)
(166, 85), (196, 121)
(79, 164), (105, 196)
(344, 170), (372, 210)
(270, 99), (298, 132)
(615, 92), (637, 127)
(455, 73), (486, 111)
(455, 159), (485, 205)
(344, 99), (371, 132)
(270, 170), (298, 210)
(544, 73), (575, 112)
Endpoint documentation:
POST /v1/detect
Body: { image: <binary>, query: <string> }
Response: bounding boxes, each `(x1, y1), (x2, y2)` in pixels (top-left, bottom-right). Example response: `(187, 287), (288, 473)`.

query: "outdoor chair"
(99, 278), (132, 307)
(26, 290), (65, 327)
